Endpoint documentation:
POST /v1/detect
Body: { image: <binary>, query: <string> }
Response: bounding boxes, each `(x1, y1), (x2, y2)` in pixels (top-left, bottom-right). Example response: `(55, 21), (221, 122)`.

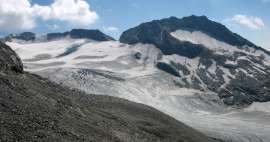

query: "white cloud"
(223, 15), (265, 30)
(33, 0), (98, 26)
(0, 0), (98, 31)
(0, 0), (35, 31)
(103, 26), (119, 33)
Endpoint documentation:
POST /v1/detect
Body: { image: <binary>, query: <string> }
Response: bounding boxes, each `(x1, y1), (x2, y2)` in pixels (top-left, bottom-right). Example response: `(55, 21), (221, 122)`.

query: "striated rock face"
(120, 15), (270, 106)
(0, 42), (23, 73)
(0, 42), (217, 142)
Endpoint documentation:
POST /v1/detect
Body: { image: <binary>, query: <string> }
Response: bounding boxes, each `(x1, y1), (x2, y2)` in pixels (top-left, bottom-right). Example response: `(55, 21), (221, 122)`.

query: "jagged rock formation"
(0, 42), (218, 142)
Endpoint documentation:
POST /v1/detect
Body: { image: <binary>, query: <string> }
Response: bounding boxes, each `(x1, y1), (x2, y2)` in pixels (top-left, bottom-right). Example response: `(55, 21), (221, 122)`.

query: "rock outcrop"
(0, 42), (23, 73)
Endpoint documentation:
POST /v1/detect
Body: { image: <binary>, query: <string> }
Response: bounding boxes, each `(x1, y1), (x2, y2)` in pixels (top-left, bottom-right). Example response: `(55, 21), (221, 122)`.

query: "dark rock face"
(47, 29), (115, 41)
(2, 32), (36, 42)
(70, 29), (115, 41)
(120, 15), (269, 58)
(0, 42), (23, 73)
(156, 62), (180, 77)
(0, 42), (218, 142)
(46, 32), (69, 40)
(120, 17), (206, 58)
(15, 32), (36, 41)
(2, 29), (114, 42)
(56, 44), (82, 58)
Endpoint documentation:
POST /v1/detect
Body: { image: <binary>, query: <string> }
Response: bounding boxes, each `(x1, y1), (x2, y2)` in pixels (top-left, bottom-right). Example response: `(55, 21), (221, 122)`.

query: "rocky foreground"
(0, 42), (219, 142)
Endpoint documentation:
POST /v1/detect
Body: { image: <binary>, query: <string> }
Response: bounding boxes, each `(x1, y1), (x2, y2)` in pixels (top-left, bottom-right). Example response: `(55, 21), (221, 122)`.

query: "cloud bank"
(0, 0), (98, 31)
(103, 26), (119, 33)
(224, 14), (265, 30)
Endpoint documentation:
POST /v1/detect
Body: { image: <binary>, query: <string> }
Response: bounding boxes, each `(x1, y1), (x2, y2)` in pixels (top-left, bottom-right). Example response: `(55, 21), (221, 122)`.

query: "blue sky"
(0, 0), (269, 50)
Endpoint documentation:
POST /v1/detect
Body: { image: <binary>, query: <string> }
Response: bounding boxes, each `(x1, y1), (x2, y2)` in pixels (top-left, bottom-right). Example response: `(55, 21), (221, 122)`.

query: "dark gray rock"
(56, 44), (83, 58)
(156, 62), (180, 77)
(1, 32), (36, 42)
(46, 32), (69, 40)
(134, 52), (142, 60)
(47, 29), (115, 41)
(0, 42), (23, 73)
(15, 32), (36, 41)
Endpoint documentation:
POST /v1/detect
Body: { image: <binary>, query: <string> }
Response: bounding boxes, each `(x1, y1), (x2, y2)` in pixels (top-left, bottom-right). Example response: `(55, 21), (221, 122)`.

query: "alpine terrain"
(0, 41), (219, 141)
(4, 16), (270, 142)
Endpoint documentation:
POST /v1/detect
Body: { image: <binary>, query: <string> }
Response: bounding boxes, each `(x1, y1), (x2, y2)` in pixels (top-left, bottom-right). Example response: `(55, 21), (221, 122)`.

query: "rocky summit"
(0, 42), (218, 142)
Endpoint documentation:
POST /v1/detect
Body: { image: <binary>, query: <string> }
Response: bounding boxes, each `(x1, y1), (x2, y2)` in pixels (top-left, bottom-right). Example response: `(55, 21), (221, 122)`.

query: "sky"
(0, 0), (269, 50)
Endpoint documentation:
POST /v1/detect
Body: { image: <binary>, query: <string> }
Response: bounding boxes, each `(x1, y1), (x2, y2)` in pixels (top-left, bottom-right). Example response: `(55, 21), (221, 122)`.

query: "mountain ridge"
(1, 29), (115, 42)
(47, 29), (115, 41)
(120, 15), (269, 55)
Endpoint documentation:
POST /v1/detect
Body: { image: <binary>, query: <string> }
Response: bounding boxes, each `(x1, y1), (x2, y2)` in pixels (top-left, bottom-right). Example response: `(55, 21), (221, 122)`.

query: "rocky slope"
(0, 42), (217, 142)
(0, 42), (23, 72)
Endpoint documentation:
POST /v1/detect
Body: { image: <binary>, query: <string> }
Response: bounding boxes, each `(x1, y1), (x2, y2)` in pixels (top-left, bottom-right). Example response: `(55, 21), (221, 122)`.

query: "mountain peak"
(120, 15), (267, 58)
(182, 15), (209, 20)
(69, 29), (115, 41)
(46, 29), (115, 41)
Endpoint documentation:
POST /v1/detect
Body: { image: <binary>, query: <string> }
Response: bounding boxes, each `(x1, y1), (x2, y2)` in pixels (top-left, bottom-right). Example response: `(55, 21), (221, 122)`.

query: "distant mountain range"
(2, 15), (270, 142)
(2, 29), (114, 42)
